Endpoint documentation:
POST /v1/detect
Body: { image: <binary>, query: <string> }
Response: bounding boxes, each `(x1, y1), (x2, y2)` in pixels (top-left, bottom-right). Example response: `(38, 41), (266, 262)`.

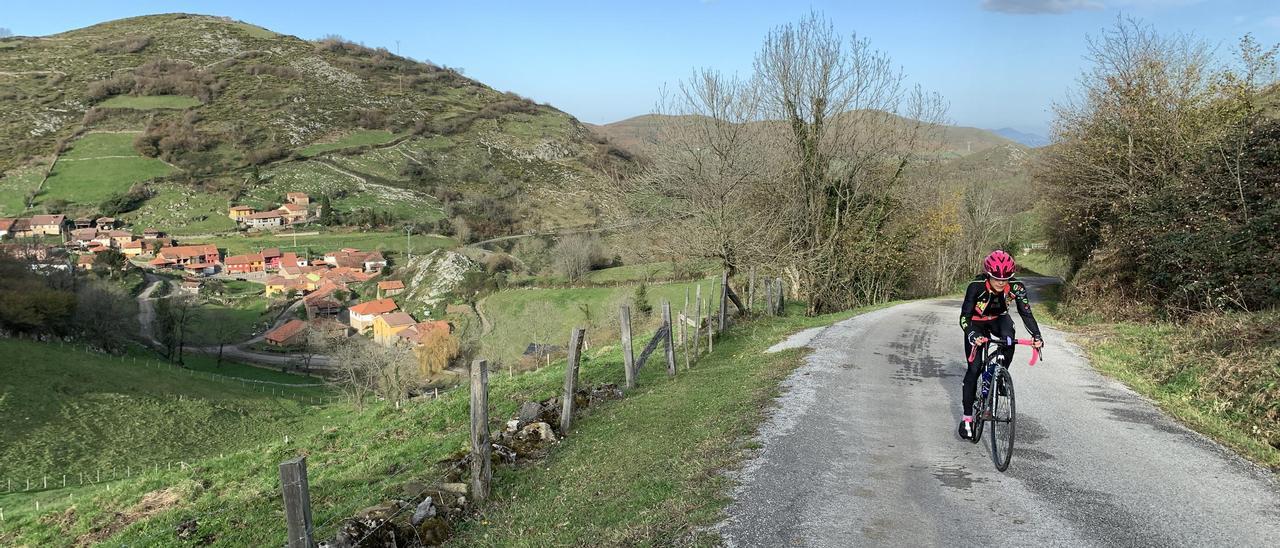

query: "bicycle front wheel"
(989, 368), (1016, 471)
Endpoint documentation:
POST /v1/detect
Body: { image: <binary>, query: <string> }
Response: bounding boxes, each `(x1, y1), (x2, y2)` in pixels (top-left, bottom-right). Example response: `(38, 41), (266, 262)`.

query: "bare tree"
(622, 69), (776, 275)
(330, 338), (421, 408)
(754, 12), (946, 312)
(200, 309), (242, 367)
(74, 280), (137, 354)
(155, 293), (200, 365)
(551, 234), (604, 282)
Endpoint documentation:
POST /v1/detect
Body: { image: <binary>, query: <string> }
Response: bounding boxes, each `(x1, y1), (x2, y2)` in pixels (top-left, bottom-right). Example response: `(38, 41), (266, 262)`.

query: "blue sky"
(4, 1), (1279, 134)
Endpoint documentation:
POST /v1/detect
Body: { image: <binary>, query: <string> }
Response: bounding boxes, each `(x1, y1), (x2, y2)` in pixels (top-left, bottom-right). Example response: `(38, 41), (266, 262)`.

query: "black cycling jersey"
(959, 275), (1042, 341)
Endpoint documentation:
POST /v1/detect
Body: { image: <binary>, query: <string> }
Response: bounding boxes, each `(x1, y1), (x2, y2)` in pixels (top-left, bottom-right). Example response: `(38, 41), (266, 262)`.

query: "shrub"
(91, 35), (152, 54)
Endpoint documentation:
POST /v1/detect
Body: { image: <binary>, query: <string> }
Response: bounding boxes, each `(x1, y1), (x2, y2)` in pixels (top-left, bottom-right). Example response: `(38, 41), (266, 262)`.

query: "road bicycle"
(968, 336), (1042, 471)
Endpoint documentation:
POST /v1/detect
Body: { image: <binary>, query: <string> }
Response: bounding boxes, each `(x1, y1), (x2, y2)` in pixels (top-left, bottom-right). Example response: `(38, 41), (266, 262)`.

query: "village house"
(29, 214), (68, 236)
(262, 248), (283, 271)
(395, 320), (451, 350)
(106, 230), (134, 247)
(241, 210), (285, 230)
(70, 228), (99, 248)
(0, 218), (15, 239)
(95, 217), (117, 230)
(156, 244), (221, 268)
(265, 319), (308, 347)
(286, 192), (310, 206)
(373, 312), (416, 346)
(224, 253), (265, 274)
(143, 228), (163, 239)
(377, 280), (405, 298)
(324, 249), (387, 273)
(277, 203), (307, 224)
(8, 218), (33, 239)
(302, 282), (345, 318)
(73, 217), (94, 230)
(76, 254), (95, 270)
(264, 275), (308, 297)
(120, 240), (145, 257)
(348, 298), (398, 333)
(179, 278), (202, 294)
(228, 205), (256, 220)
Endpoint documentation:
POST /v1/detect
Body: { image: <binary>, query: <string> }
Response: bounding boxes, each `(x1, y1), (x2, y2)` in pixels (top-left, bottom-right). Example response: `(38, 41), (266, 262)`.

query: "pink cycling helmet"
(983, 250), (1016, 280)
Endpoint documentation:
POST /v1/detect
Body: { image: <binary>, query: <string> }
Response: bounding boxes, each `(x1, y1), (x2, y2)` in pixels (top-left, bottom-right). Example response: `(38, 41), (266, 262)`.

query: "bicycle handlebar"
(968, 336), (1043, 366)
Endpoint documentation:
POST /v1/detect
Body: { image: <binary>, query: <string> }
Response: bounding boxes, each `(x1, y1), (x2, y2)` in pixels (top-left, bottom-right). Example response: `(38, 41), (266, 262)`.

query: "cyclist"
(958, 250), (1043, 440)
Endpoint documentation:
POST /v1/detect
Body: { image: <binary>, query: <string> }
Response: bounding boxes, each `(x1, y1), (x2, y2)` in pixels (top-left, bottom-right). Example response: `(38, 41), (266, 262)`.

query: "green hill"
(0, 13), (627, 232)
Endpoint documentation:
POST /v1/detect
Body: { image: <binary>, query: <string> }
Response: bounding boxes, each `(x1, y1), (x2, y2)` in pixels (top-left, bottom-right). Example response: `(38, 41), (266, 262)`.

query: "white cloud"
(981, 0), (1105, 15)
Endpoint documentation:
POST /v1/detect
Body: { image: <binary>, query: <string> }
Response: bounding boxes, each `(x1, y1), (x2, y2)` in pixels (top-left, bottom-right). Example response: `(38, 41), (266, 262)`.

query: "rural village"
(1, 6), (1278, 548)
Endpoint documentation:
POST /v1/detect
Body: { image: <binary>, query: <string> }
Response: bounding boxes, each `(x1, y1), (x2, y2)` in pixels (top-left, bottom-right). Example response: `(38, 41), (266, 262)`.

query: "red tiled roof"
(377, 312), (416, 327)
(265, 319), (308, 344)
(279, 203), (306, 213)
(225, 253), (263, 265)
(244, 210), (284, 220)
(30, 214), (66, 226)
(159, 245), (218, 260)
(261, 248), (281, 258)
(0, 218), (15, 231)
(349, 298), (398, 316)
(378, 280), (405, 290)
(229, 205), (255, 211)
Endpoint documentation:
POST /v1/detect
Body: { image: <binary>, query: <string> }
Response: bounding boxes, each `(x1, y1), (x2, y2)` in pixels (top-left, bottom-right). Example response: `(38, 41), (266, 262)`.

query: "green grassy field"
(0, 164), (42, 215)
(120, 182), (238, 234)
(479, 276), (727, 365)
(193, 295), (274, 342)
(0, 339), (326, 484)
(247, 160), (444, 224)
(298, 130), (399, 157)
(96, 95), (202, 109)
(43, 133), (174, 205)
(213, 230), (454, 257)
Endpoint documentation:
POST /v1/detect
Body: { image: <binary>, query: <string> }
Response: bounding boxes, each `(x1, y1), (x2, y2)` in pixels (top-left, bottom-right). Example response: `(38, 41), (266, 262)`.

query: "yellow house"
(228, 205), (256, 220)
(372, 312), (416, 346)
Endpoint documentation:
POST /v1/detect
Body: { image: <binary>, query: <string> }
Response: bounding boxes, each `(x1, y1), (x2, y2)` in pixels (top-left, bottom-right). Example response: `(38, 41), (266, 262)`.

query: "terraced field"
(43, 132), (174, 206)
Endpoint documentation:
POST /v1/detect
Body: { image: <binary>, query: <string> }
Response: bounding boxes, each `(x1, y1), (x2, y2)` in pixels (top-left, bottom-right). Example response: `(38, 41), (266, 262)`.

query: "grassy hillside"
(0, 13), (625, 230)
(0, 339), (326, 484)
(479, 275), (723, 365)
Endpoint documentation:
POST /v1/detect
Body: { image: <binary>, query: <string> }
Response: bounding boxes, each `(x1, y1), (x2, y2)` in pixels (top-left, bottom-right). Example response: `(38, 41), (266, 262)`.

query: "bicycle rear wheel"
(989, 368), (1016, 471)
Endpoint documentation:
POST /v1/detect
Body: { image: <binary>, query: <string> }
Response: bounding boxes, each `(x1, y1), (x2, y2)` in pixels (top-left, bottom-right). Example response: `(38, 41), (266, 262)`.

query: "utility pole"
(395, 40), (403, 94)
(404, 225), (412, 260)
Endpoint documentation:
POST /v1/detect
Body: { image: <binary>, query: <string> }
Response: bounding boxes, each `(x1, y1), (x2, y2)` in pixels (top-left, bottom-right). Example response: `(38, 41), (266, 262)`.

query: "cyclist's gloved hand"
(1032, 336), (1044, 349)
(967, 331), (981, 345)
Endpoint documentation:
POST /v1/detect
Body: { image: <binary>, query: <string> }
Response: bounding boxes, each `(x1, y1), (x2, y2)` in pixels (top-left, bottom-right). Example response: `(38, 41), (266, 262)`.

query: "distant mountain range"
(991, 128), (1050, 148)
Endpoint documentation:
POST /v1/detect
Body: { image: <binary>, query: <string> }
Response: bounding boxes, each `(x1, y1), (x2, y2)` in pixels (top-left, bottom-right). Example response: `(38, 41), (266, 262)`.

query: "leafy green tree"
(633, 282), (653, 317)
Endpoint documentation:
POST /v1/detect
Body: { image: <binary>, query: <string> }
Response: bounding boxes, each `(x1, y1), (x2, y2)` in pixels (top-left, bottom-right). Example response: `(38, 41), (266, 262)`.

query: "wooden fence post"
(470, 359), (492, 504)
(662, 302), (676, 377)
(278, 456), (315, 548)
(559, 328), (586, 436)
(692, 284), (703, 357)
(748, 267), (755, 312)
(775, 277), (785, 315)
(620, 305), (635, 390)
(718, 271), (729, 332)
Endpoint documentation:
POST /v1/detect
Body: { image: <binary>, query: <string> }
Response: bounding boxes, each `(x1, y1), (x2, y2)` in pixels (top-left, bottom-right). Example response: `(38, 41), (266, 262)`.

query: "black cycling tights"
(962, 315), (1015, 416)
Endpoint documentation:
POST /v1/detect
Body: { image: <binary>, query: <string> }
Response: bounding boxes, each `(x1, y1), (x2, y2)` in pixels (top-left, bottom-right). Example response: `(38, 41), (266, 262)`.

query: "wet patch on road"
(932, 464), (989, 490)
(1105, 406), (1186, 436)
(1017, 415), (1049, 444)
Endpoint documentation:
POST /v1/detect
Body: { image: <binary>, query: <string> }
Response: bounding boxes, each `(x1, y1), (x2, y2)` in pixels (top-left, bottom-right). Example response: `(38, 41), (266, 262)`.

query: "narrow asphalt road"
(721, 278), (1280, 547)
(134, 275), (333, 369)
